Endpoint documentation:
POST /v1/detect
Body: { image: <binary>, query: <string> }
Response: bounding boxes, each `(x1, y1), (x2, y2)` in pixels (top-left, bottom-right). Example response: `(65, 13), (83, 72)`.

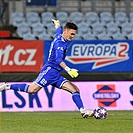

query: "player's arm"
(52, 19), (63, 34)
(56, 45), (79, 78)
(60, 62), (79, 78)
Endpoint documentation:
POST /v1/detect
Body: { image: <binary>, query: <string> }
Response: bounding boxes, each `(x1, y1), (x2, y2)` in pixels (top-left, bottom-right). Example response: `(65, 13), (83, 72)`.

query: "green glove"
(65, 66), (79, 78)
(51, 19), (60, 28)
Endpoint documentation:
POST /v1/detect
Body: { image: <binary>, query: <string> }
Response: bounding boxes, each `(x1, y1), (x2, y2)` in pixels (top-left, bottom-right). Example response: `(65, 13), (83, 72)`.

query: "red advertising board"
(0, 40), (43, 72)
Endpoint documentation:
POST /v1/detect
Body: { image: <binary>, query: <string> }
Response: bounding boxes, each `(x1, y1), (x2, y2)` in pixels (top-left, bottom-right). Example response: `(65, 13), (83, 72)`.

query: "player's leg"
(0, 67), (49, 93)
(0, 66), (61, 93)
(61, 81), (84, 109)
(27, 83), (42, 93)
(0, 82), (41, 94)
(61, 81), (94, 118)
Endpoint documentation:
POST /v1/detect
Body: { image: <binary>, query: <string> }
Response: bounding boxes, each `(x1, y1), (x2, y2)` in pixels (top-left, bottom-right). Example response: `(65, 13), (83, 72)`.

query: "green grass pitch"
(0, 111), (133, 133)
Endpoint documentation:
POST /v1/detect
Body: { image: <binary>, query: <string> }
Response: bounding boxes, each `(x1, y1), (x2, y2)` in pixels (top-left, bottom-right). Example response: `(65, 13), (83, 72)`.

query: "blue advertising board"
(44, 40), (133, 72)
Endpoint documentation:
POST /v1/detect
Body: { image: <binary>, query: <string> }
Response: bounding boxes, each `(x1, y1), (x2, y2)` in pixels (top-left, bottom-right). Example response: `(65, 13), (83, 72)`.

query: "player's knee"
(74, 85), (80, 92)
(75, 88), (80, 92)
(28, 89), (36, 94)
(28, 87), (38, 94)
(72, 87), (80, 93)
(70, 82), (80, 92)
(27, 84), (41, 94)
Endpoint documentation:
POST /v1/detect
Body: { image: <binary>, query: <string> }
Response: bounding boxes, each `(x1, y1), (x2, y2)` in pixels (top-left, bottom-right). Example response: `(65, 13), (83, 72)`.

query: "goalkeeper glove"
(65, 66), (79, 78)
(52, 19), (60, 28)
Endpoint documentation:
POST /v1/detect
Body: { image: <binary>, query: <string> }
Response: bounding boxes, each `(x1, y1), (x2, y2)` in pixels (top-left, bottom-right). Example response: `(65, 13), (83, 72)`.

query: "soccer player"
(0, 20), (93, 118)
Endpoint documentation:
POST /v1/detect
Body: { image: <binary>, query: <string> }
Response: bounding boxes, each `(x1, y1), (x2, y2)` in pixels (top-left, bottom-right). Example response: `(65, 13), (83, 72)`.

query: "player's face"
(64, 29), (77, 41)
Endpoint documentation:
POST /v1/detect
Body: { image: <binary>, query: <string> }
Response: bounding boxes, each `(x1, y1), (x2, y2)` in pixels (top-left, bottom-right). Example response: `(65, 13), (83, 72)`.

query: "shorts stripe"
(33, 82), (43, 88)
(59, 79), (69, 88)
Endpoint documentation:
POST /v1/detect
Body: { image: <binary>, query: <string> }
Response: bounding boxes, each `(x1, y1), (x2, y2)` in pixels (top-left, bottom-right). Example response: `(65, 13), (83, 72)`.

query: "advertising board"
(44, 40), (133, 72)
(0, 40), (43, 72)
(0, 81), (133, 112)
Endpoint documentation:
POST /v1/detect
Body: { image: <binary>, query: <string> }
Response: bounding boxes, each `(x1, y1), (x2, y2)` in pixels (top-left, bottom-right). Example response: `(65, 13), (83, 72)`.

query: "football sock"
(10, 84), (29, 93)
(72, 92), (84, 110)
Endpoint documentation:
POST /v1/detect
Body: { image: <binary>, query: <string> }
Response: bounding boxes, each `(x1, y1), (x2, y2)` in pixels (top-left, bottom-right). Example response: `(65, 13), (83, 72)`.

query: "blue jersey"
(45, 27), (68, 71)
(34, 27), (69, 88)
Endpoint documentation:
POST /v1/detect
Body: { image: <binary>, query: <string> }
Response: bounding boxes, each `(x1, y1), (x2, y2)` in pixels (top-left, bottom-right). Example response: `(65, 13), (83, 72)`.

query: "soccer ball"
(93, 106), (108, 119)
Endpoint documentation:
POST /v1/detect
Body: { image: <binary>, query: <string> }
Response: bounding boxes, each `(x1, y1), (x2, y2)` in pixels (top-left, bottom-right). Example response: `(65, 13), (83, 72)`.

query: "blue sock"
(72, 92), (84, 109)
(10, 84), (29, 93)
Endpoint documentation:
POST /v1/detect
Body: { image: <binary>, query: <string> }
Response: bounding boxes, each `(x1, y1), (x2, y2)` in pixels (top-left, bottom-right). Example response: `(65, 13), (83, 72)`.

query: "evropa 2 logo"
(66, 42), (129, 69)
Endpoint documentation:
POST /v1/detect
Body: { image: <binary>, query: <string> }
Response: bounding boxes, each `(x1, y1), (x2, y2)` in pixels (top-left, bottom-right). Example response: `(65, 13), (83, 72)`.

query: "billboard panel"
(0, 81), (133, 112)
(0, 40), (43, 72)
(44, 40), (133, 72)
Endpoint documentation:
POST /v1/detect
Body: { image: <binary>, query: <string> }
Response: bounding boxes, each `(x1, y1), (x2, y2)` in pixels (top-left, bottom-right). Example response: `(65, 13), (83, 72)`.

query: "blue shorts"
(34, 66), (68, 88)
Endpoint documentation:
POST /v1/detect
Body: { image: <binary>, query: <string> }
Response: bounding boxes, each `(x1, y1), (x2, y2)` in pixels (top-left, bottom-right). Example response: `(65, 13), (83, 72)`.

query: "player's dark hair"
(64, 22), (78, 30)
